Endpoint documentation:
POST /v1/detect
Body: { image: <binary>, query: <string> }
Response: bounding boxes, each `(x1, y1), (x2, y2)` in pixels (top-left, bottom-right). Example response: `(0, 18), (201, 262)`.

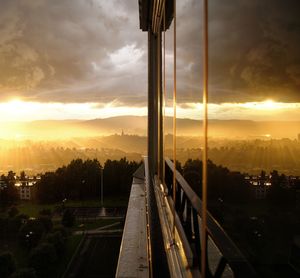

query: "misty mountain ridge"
(0, 116), (299, 140)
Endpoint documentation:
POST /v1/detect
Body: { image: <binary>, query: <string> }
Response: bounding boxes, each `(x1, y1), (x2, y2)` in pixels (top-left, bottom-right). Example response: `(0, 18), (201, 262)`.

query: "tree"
(29, 243), (57, 277)
(20, 171), (27, 186)
(182, 159), (251, 203)
(8, 207), (19, 218)
(19, 219), (45, 249)
(0, 252), (16, 278)
(6, 216), (24, 238)
(38, 209), (52, 216)
(103, 158), (141, 195)
(37, 216), (53, 232)
(46, 231), (66, 255)
(268, 170), (291, 205)
(0, 172), (18, 208)
(61, 209), (75, 227)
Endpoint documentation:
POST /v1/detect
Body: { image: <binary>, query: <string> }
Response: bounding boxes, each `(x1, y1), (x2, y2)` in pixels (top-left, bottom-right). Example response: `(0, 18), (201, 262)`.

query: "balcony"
(116, 158), (256, 277)
(117, 1), (257, 277)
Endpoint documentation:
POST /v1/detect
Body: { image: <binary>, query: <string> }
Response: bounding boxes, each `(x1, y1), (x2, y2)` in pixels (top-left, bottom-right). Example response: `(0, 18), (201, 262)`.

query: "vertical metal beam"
(201, 0), (209, 276)
(148, 31), (159, 177)
(158, 34), (164, 180)
(148, 28), (169, 278)
(148, 31), (163, 179)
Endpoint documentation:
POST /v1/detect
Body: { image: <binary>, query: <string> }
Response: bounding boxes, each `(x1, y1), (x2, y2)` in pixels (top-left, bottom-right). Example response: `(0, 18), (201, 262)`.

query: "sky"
(0, 0), (300, 121)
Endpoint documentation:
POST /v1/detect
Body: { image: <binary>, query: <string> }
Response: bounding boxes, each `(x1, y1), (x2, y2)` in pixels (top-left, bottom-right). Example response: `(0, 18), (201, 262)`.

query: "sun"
(241, 99), (284, 111)
(261, 99), (277, 110)
(0, 99), (40, 122)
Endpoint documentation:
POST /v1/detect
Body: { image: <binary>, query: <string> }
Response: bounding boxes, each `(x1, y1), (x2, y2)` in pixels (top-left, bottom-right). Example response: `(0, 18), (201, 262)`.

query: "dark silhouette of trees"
(8, 207), (19, 218)
(29, 243), (57, 277)
(20, 171), (26, 183)
(0, 252), (16, 278)
(35, 158), (140, 203)
(268, 170), (294, 205)
(0, 172), (18, 208)
(182, 159), (251, 203)
(61, 209), (75, 228)
(45, 231), (65, 255)
(103, 157), (141, 195)
(37, 216), (53, 232)
(0, 213), (27, 239)
(36, 158), (102, 203)
(19, 219), (45, 249)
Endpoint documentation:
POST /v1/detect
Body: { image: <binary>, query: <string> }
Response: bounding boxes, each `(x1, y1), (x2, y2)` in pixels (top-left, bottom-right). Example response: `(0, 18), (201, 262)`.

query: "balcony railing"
(117, 158), (257, 277)
(159, 157), (257, 277)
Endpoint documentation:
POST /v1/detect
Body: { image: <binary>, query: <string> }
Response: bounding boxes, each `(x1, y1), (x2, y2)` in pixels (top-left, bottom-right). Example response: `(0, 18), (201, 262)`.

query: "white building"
(15, 180), (36, 200)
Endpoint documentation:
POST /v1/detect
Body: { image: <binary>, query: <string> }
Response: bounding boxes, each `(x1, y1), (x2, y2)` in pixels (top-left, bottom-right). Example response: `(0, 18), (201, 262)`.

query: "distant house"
(15, 179), (37, 200)
(0, 180), (7, 190)
(253, 185), (268, 200)
(248, 176), (270, 199)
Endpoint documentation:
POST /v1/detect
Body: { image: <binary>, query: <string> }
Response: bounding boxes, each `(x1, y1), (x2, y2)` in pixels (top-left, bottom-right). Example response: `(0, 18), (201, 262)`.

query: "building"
(253, 185), (268, 199)
(0, 180), (7, 190)
(15, 179), (37, 200)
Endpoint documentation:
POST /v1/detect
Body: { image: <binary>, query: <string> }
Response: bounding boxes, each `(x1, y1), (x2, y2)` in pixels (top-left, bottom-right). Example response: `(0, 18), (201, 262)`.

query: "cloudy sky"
(0, 0), (299, 121)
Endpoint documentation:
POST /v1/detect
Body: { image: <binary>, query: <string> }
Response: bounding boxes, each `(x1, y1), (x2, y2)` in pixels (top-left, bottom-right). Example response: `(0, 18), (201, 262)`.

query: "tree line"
(175, 159), (299, 205)
(36, 158), (141, 203)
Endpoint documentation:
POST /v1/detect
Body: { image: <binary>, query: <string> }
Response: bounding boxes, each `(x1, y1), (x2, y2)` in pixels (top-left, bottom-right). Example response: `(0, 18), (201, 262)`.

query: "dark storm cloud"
(175, 0), (300, 103)
(0, 0), (147, 103)
(0, 0), (299, 105)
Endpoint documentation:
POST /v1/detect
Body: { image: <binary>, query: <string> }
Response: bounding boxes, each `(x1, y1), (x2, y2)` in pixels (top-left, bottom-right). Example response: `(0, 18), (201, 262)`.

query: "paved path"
(73, 221), (122, 235)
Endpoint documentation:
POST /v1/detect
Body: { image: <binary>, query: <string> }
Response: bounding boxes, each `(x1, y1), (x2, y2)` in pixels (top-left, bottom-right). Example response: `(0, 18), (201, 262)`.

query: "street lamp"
(101, 167), (104, 207)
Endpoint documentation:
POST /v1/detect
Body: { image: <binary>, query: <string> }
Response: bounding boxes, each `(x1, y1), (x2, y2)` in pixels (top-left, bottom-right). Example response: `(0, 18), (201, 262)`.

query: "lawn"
(17, 202), (58, 218)
(69, 236), (122, 278)
(54, 234), (84, 278)
(16, 196), (128, 218)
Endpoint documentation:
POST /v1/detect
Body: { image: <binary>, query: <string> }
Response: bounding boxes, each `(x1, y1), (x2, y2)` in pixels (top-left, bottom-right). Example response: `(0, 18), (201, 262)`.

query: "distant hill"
(0, 116), (299, 139)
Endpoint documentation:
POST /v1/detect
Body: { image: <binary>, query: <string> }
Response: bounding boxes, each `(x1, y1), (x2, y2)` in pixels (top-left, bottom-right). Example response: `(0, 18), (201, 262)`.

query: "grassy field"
(69, 236), (122, 278)
(2, 197), (126, 277)
(16, 196), (128, 218)
(54, 234), (84, 278)
(17, 202), (58, 217)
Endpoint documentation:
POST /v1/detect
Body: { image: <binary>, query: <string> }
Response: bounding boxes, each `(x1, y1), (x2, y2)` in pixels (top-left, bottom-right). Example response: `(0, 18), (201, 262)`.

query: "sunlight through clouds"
(0, 99), (299, 122)
(109, 44), (144, 69)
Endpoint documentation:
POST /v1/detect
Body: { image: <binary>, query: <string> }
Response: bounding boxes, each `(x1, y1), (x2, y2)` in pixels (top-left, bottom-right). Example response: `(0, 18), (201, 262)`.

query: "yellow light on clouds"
(0, 99), (299, 122)
(240, 100), (291, 110)
(0, 99), (147, 122)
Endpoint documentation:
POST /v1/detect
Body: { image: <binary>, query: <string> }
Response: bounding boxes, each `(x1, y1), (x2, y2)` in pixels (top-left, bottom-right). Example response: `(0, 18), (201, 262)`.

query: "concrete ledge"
(116, 178), (149, 278)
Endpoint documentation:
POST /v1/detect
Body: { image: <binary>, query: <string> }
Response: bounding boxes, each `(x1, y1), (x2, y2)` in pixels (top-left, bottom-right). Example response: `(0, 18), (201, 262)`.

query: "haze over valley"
(1, 116), (299, 140)
(1, 116), (299, 176)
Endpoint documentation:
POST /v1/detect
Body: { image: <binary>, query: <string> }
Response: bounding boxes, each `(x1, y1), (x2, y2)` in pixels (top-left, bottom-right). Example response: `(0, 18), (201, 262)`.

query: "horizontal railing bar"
(165, 157), (257, 277)
(155, 176), (195, 267)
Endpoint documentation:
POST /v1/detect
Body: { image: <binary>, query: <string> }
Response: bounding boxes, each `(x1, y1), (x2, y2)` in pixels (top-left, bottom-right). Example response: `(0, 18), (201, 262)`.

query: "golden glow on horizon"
(0, 99), (148, 122)
(190, 100), (299, 111)
(240, 100), (290, 110)
(0, 99), (299, 122)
